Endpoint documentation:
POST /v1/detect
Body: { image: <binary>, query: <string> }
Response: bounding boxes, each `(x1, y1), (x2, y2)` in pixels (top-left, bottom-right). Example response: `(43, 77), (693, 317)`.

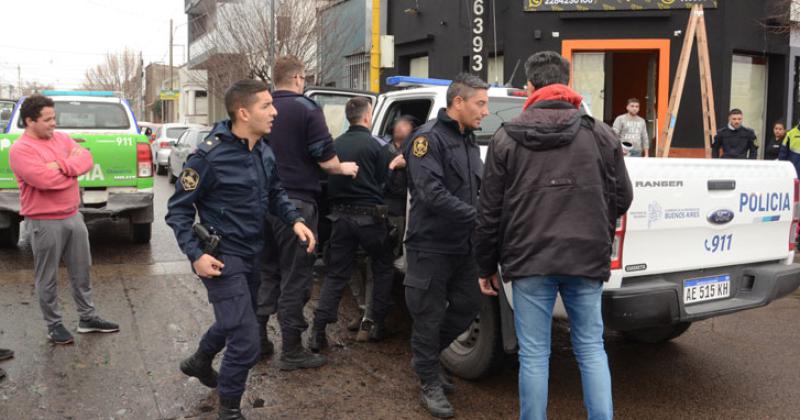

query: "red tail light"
(791, 179), (799, 251)
(137, 143), (152, 178)
(610, 215), (626, 269)
(159, 141), (171, 149)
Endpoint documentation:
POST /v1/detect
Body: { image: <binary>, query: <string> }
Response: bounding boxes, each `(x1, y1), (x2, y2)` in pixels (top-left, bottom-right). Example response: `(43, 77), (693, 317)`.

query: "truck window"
(311, 93), (374, 139)
(377, 98), (433, 139)
(17, 101), (131, 130)
(476, 98), (524, 144)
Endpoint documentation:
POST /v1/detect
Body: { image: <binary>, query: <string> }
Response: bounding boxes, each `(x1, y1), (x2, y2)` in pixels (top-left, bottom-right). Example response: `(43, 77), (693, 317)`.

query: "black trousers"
(404, 250), (480, 385)
(313, 214), (395, 329)
(257, 199), (318, 347)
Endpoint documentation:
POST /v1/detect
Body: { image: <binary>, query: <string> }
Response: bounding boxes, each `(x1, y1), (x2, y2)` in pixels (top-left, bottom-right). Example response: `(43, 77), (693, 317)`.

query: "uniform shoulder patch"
(412, 136), (429, 158)
(180, 168), (200, 191)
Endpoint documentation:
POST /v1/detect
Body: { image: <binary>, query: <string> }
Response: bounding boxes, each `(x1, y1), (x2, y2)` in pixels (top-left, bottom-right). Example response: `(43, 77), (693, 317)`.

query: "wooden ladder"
(658, 4), (716, 158)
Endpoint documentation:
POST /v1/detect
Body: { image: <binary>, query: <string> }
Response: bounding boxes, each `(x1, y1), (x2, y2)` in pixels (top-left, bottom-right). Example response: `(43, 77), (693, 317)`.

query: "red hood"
(523, 84), (583, 110)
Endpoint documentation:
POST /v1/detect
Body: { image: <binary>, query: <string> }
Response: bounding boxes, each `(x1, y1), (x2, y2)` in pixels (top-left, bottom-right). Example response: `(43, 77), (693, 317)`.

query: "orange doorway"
(563, 39), (672, 157)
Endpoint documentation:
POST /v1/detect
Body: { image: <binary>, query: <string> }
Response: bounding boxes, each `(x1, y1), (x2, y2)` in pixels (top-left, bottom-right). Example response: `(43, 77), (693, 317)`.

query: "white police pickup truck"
(308, 77), (800, 379)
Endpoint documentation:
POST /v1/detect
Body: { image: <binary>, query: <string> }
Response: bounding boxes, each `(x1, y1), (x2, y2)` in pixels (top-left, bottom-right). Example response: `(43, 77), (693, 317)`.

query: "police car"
(307, 77), (800, 380)
(0, 91), (154, 246)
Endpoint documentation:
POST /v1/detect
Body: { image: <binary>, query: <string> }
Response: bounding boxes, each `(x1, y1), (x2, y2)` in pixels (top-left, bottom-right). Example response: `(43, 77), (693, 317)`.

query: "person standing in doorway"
(8, 94), (119, 345)
(712, 109), (758, 159)
(257, 55), (358, 371)
(765, 120), (786, 160)
(474, 51), (632, 420)
(612, 98), (650, 157)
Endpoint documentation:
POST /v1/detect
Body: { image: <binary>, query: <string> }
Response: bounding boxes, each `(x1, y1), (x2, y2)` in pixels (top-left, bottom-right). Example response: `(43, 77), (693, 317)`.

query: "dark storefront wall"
(385, 0), (790, 156)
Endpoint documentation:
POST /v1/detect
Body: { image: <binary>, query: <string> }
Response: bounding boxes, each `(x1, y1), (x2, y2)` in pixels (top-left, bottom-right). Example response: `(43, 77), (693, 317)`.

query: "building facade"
(384, 0), (792, 157)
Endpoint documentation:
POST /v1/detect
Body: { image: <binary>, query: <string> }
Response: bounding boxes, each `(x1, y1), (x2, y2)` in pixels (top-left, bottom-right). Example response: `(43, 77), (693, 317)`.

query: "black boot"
(257, 317), (274, 359)
(218, 397), (245, 420)
(307, 325), (328, 353)
(367, 321), (388, 343)
(280, 334), (326, 371)
(179, 350), (218, 388)
(420, 383), (455, 418)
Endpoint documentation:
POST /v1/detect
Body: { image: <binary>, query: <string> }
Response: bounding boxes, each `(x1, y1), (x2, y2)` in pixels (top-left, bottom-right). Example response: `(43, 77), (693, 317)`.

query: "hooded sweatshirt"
(8, 131), (93, 220)
(474, 84), (633, 281)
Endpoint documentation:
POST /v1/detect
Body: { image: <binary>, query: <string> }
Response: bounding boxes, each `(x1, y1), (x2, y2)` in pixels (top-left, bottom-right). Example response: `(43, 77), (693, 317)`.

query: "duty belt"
(332, 204), (388, 219)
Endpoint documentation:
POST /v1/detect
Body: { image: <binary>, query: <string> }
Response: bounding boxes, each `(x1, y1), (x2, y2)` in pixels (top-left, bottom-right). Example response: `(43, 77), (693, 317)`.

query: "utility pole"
(17, 65), (21, 97)
(169, 18), (174, 122)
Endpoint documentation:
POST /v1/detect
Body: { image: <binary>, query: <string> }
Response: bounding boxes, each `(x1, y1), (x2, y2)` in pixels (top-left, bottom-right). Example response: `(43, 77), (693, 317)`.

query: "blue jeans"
(513, 276), (613, 420)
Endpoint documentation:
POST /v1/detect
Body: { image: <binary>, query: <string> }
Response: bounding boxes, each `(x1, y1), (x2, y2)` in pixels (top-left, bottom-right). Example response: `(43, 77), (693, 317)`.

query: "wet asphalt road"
(1, 175), (799, 419)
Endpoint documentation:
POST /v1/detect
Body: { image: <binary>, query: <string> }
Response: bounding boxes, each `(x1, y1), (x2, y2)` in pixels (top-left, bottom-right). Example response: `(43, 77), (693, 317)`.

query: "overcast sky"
(0, 0), (188, 91)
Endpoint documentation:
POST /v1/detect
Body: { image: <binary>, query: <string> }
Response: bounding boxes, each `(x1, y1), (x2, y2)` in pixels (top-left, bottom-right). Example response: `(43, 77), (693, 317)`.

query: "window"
(166, 127), (189, 139)
(347, 53), (370, 91)
(475, 98), (525, 144)
(194, 90), (208, 116)
(19, 101), (131, 130)
(730, 54), (768, 148)
(410, 56), (429, 78)
(308, 92), (374, 138)
(377, 98), (434, 139)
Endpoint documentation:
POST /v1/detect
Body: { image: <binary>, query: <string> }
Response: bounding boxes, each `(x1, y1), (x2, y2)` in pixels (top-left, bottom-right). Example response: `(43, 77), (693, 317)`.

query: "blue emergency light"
(41, 90), (117, 97)
(386, 76), (452, 87)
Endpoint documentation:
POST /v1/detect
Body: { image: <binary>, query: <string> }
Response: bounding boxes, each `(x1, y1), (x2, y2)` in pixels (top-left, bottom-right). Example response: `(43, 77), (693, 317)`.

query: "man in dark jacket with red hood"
(474, 51), (632, 420)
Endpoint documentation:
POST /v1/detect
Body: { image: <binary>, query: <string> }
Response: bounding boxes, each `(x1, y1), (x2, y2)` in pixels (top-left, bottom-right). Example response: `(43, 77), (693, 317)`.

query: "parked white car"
(168, 126), (212, 184)
(152, 123), (201, 175)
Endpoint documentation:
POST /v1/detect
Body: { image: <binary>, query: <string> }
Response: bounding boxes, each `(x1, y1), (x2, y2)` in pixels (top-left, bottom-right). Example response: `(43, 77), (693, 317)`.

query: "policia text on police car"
(166, 79), (315, 420)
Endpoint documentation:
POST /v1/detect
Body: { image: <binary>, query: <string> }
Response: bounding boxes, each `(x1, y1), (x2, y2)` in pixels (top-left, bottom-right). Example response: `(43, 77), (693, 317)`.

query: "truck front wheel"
(0, 219), (20, 248)
(622, 322), (692, 344)
(441, 294), (505, 379)
(131, 222), (152, 244)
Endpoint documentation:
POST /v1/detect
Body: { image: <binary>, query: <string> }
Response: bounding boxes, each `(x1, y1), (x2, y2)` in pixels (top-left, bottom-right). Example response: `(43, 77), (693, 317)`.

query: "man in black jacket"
(474, 51), (632, 420)
(403, 74), (489, 419)
(308, 97), (403, 350)
(712, 109), (758, 159)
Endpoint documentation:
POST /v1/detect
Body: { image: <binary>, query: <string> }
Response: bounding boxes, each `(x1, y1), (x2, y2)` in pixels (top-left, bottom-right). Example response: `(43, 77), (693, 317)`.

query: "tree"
(763, 0), (799, 34)
(196, 0), (354, 98)
(82, 48), (142, 110)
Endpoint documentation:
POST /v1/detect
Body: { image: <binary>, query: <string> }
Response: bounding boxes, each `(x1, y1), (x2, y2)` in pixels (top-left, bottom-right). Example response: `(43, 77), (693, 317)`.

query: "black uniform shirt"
(327, 125), (393, 207)
(404, 108), (483, 255)
(712, 125), (758, 159)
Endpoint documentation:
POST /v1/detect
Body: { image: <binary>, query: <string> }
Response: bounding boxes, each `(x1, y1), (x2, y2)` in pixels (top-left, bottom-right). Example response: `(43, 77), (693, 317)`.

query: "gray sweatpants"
(28, 213), (96, 328)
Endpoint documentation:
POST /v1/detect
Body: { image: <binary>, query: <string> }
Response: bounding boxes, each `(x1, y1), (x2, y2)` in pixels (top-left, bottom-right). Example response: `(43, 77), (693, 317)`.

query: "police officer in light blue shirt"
(166, 79), (314, 420)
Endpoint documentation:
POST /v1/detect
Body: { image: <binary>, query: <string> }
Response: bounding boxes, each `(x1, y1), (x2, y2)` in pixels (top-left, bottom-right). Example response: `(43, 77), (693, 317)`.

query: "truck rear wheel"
(623, 322), (692, 344)
(131, 222), (152, 244)
(441, 294), (504, 380)
(0, 219), (20, 248)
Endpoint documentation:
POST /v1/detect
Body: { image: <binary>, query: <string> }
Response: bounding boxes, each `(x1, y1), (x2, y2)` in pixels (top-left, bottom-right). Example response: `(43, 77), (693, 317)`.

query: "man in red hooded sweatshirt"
(9, 94), (119, 345)
(474, 52), (632, 420)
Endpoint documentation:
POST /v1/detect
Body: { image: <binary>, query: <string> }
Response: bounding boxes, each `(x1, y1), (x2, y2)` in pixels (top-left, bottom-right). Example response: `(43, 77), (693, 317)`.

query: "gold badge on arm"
(412, 136), (428, 158)
(180, 168), (200, 191)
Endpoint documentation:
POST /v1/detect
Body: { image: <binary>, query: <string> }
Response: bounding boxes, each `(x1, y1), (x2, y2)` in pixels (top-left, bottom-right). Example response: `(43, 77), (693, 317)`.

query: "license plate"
(81, 189), (108, 205)
(683, 274), (731, 305)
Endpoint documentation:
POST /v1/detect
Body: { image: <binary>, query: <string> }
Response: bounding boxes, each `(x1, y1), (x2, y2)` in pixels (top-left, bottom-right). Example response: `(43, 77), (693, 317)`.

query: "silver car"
(152, 123), (202, 175)
(168, 126), (212, 184)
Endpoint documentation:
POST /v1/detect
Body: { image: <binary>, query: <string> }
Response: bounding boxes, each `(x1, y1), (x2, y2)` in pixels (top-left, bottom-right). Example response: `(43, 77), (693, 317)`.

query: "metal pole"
(270, 0), (276, 81)
(170, 19), (174, 122)
(17, 65), (21, 97)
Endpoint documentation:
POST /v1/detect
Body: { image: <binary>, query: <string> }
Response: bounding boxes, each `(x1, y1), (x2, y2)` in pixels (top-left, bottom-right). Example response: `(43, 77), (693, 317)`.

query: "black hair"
(446, 73), (490, 107)
(345, 96), (372, 125)
(20, 94), (55, 127)
(729, 108), (743, 116)
(224, 79), (270, 122)
(524, 51), (571, 89)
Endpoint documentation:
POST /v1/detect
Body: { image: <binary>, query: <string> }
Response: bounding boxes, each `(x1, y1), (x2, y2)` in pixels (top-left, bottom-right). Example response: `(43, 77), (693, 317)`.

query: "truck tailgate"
(622, 158), (796, 277)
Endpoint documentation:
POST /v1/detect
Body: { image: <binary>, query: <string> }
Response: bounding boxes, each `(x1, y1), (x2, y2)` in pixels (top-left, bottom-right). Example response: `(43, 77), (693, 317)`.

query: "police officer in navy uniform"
(166, 79), (315, 420)
(307, 97), (405, 350)
(257, 55), (359, 370)
(712, 108), (758, 159)
(403, 74), (490, 418)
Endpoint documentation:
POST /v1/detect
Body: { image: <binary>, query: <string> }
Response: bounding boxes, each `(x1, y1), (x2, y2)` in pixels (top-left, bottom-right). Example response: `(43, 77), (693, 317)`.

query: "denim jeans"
(513, 276), (613, 420)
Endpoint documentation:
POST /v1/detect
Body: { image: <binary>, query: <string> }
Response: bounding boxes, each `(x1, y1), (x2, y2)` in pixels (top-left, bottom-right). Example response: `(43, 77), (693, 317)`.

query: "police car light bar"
(41, 90), (117, 97)
(386, 76), (452, 87)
